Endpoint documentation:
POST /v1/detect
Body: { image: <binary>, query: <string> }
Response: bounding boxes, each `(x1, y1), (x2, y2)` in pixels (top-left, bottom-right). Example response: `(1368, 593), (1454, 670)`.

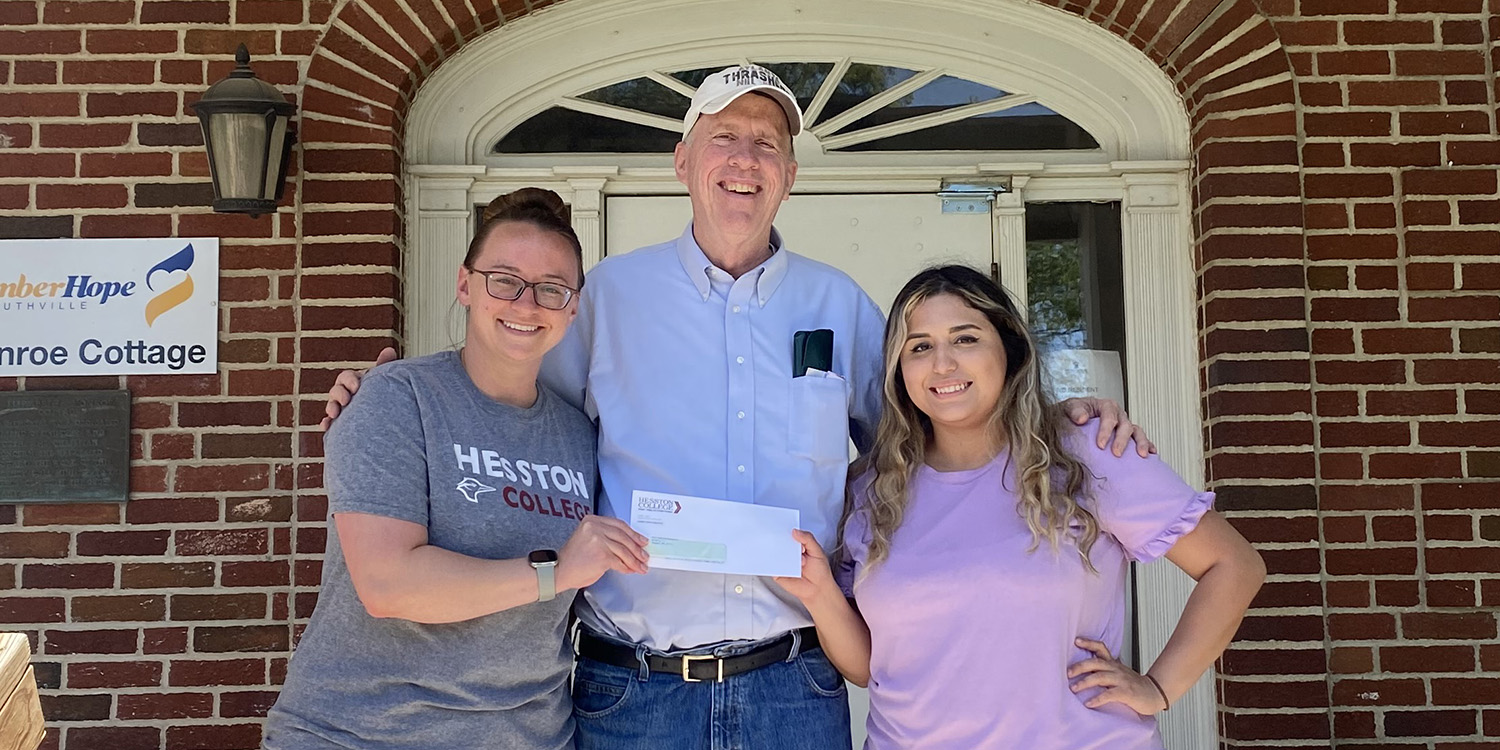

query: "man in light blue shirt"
(326, 64), (1145, 750)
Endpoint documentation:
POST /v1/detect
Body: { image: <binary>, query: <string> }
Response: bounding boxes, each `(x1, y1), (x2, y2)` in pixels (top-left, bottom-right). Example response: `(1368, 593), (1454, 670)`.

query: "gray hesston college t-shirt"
(263, 351), (597, 750)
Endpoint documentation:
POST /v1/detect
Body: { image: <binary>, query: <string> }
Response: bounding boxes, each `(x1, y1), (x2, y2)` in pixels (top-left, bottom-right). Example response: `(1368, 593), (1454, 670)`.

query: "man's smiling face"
(674, 92), (798, 252)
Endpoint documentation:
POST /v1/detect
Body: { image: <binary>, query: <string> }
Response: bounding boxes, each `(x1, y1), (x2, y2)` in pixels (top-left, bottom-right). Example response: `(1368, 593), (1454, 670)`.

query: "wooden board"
(0, 634), (44, 750)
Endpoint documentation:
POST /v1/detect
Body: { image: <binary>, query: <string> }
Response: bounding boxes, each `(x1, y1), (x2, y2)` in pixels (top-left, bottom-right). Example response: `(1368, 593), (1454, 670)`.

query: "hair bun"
(482, 187), (567, 225)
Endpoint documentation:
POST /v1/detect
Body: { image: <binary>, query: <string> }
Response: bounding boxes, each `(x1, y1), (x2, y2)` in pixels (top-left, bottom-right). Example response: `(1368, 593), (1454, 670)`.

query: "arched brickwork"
(291, 1), (1317, 745)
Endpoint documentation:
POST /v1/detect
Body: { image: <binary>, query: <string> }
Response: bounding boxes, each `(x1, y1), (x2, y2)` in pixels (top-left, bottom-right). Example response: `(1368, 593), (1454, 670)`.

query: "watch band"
(533, 560), (557, 602)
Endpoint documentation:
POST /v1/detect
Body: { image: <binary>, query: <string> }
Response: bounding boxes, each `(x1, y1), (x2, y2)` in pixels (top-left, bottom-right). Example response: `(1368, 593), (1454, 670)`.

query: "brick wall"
(0, 1), (1496, 748)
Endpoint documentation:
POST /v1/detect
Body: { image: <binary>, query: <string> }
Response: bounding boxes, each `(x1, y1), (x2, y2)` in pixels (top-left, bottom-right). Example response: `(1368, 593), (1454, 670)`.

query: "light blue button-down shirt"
(540, 224), (885, 651)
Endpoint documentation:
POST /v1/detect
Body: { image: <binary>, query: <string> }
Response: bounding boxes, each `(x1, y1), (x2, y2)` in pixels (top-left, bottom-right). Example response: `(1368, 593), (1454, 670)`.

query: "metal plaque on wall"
(0, 390), (130, 503)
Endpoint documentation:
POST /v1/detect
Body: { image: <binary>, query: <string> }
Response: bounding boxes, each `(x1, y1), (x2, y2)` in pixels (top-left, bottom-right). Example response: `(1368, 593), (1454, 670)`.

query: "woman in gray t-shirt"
(263, 189), (650, 750)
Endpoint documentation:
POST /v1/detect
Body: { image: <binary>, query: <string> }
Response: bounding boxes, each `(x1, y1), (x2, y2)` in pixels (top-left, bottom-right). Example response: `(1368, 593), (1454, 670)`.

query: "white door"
(605, 194), (994, 313)
(607, 192), (992, 750)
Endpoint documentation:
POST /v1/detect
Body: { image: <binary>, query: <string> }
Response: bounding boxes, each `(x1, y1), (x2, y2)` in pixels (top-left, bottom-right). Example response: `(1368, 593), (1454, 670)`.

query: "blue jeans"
(572, 634), (851, 750)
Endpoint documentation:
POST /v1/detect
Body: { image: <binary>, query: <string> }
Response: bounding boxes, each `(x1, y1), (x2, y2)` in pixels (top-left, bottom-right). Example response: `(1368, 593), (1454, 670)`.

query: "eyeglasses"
(467, 268), (577, 310)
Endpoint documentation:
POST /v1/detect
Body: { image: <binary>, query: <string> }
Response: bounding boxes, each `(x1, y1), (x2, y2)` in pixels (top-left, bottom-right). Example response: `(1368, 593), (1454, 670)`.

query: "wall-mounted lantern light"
(191, 44), (297, 217)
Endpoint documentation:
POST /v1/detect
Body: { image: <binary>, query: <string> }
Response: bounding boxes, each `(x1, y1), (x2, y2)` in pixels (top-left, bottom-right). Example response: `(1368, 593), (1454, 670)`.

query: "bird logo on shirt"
(455, 477), (497, 503)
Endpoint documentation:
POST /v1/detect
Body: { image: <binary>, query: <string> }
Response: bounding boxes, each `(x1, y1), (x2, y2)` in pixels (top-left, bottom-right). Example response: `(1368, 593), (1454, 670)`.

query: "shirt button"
(732, 305), (741, 313)
(737, 465), (746, 473)
(737, 411), (745, 419)
(736, 356), (745, 364)
(734, 584), (744, 594)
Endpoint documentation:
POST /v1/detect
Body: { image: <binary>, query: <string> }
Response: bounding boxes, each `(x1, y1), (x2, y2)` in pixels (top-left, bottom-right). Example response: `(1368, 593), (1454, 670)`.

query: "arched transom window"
(494, 60), (1100, 154)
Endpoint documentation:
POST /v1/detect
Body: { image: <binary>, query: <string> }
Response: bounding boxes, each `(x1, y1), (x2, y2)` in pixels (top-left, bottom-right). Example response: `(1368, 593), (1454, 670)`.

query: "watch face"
(529, 549), (559, 565)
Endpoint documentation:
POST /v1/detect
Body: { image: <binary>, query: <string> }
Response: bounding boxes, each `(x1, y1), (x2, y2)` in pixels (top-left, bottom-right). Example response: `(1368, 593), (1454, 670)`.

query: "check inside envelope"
(646, 537), (728, 564)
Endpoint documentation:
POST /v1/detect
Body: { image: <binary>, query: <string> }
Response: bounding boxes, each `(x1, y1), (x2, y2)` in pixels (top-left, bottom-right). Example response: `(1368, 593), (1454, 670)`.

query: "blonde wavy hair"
(843, 265), (1101, 575)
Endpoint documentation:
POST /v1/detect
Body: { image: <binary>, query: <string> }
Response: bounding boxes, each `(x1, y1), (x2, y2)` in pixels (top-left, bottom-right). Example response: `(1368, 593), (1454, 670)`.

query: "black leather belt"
(576, 627), (820, 683)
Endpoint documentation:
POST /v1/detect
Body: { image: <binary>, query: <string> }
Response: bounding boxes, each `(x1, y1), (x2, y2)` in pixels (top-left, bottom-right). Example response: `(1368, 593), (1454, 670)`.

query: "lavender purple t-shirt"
(836, 419), (1214, 750)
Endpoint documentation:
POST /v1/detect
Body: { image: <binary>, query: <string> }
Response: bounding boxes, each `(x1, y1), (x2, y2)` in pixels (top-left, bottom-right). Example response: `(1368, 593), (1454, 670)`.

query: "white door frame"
(399, 1), (1210, 746)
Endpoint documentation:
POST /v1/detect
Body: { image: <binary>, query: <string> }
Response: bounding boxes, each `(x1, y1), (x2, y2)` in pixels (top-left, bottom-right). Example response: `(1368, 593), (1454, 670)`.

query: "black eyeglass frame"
(466, 267), (578, 310)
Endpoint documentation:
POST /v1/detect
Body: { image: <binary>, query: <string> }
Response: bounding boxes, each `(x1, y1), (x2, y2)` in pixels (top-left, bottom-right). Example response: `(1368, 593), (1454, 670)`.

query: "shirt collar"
(674, 223), (790, 307)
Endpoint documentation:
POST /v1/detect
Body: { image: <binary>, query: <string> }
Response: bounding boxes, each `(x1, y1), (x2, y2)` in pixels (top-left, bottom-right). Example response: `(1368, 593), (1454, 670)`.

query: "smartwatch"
(529, 549), (559, 602)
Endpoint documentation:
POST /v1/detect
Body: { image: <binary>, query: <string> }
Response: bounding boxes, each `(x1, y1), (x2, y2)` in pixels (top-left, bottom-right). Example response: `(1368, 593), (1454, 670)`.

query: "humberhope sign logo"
(0, 238), (219, 376)
(144, 244), (196, 327)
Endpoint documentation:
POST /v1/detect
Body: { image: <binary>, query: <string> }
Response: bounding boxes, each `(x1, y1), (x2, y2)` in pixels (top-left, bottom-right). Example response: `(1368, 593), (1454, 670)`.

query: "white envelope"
(629, 490), (802, 578)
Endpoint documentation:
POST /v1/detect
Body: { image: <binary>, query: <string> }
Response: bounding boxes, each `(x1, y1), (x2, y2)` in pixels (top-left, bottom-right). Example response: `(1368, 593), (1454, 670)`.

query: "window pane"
(833, 107), (1099, 151)
(578, 77), (689, 120)
(493, 107), (679, 153)
(842, 75), (1006, 132)
(754, 62), (835, 111)
(817, 63), (917, 122)
(670, 66), (721, 88)
(1024, 202), (1126, 402)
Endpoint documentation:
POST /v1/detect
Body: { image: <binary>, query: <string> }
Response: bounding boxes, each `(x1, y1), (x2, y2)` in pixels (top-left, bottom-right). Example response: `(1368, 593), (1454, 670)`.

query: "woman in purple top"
(775, 265), (1265, 749)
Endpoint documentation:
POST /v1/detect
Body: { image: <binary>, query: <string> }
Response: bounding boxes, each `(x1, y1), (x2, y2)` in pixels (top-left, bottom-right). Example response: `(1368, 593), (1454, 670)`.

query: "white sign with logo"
(1045, 349), (1126, 405)
(0, 238), (219, 376)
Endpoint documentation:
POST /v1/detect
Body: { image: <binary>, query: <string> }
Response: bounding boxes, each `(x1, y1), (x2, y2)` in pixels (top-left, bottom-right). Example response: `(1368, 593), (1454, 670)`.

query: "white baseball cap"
(682, 64), (803, 139)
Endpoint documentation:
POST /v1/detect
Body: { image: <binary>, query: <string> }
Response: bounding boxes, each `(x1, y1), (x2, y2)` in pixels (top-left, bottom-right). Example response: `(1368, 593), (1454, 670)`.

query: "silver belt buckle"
(681, 653), (724, 683)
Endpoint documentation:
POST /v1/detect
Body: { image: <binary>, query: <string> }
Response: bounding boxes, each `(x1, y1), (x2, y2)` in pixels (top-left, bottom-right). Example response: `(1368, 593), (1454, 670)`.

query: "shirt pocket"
(788, 376), (851, 464)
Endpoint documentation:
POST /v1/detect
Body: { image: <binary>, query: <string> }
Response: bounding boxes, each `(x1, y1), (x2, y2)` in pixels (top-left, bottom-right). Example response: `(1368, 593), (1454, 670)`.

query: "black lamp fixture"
(191, 44), (297, 216)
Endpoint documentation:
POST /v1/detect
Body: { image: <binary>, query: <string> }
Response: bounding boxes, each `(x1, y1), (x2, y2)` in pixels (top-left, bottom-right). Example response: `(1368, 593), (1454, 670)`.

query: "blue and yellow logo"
(144, 244), (195, 327)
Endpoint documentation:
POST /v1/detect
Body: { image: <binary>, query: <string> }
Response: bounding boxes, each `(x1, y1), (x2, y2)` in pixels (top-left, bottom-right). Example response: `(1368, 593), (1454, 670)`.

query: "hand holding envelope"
(629, 490), (803, 578)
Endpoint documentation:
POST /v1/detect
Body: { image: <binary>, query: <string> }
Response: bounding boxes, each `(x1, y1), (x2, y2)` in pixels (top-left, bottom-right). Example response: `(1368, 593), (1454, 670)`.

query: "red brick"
(1404, 168), (1499, 196)
(0, 29), (81, 54)
(67, 727), (161, 750)
(0, 532), (70, 559)
(117, 692), (215, 720)
(1371, 515), (1417, 541)
(1403, 612), (1497, 640)
(1344, 19), (1435, 45)
(86, 91), (179, 117)
(1333, 677), (1427, 707)
(169, 593), (266, 620)
(71, 594), (166, 622)
(42, 628), (138, 654)
(1315, 50), (1392, 76)
(68, 661), (163, 688)
(173, 528), (268, 556)
(36, 184), (128, 210)
(75, 530), (169, 556)
(20, 503), (119, 526)
(141, 1), (230, 24)
(1367, 389), (1457, 416)
(63, 59), (156, 84)
(1428, 547), (1500, 573)
(119, 562), (216, 589)
(1352, 204), (1396, 230)
(168, 658), (264, 686)
(0, 596), (64, 623)
(85, 29), (179, 54)
(1433, 678), (1500, 705)
(1362, 327), (1452, 354)
(184, 28), (274, 55)
(0, 153), (75, 179)
(43, 2), (136, 23)
(1370, 451), (1463, 479)
(236, 0), (303, 23)
(178, 401), (272, 427)
(1327, 547), (1418, 575)
(1315, 359), (1405, 385)
(165, 723), (263, 750)
(1404, 201), (1453, 226)
(37, 122), (131, 149)
(21, 562), (114, 589)
(1459, 199), (1500, 224)
(219, 690), (278, 718)
(1401, 110), (1491, 136)
(1395, 50), (1488, 76)
(1410, 295), (1500, 322)
(80, 152), (173, 178)
(1322, 421), (1410, 448)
